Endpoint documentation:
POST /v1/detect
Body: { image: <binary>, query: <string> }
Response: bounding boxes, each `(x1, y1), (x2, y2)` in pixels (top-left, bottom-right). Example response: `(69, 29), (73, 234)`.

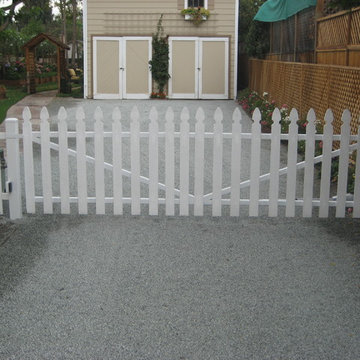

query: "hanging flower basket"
(181, 7), (210, 25)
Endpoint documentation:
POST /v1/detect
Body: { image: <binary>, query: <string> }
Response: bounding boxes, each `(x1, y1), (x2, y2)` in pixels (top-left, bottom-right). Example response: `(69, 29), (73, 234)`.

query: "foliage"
(245, 20), (270, 58)
(149, 15), (170, 94)
(2, 61), (57, 80)
(181, 7), (210, 25)
(325, 0), (360, 11)
(0, 85), (27, 124)
(239, 0), (269, 58)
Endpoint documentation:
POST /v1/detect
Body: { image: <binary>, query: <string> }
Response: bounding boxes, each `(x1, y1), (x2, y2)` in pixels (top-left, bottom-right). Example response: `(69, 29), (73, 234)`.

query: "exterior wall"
(85, 0), (237, 99)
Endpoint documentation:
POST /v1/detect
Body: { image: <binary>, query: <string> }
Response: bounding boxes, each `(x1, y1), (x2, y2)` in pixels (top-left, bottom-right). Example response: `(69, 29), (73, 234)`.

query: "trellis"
(23, 33), (70, 94)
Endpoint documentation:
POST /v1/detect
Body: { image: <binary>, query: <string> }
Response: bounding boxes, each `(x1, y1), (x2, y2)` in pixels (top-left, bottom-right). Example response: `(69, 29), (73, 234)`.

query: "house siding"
(86, 0), (237, 98)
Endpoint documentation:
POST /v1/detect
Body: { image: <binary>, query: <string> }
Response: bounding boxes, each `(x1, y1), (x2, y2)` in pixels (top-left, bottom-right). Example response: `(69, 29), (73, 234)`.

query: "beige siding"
(86, 0), (236, 98)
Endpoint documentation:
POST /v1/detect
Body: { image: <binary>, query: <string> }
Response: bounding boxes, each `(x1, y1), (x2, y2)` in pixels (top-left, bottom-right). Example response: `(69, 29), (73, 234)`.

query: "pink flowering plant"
(238, 89), (289, 131)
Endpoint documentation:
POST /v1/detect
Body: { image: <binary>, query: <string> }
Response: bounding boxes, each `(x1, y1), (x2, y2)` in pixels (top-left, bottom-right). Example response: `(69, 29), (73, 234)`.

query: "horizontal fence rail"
(0, 105), (359, 219)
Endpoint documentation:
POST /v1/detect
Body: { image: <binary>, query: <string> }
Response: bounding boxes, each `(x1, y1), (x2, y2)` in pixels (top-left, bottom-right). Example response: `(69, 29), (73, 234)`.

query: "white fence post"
(5, 118), (22, 219)
(180, 107), (190, 216)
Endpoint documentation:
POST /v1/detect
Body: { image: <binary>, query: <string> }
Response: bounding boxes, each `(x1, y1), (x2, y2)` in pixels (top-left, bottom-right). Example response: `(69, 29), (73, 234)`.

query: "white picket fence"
(0, 105), (359, 219)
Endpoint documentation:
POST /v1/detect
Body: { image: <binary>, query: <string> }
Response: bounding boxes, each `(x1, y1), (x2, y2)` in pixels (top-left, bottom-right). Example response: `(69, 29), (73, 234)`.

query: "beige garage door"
(93, 38), (121, 99)
(169, 37), (229, 99)
(93, 37), (151, 99)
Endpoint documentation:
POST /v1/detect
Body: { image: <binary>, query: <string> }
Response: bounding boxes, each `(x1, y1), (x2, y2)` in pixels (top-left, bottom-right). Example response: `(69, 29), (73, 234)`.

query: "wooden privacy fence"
(249, 59), (360, 135)
(0, 105), (359, 220)
(316, 6), (360, 67)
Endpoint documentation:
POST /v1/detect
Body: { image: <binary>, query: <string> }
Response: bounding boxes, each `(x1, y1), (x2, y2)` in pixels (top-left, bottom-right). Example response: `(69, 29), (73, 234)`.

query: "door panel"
(169, 38), (198, 99)
(169, 37), (228, 99)
(94, 39), (121, 99)
(93, 37), (151, 99)
(200, 40), (228, 99)
(124, 38), (151, 99)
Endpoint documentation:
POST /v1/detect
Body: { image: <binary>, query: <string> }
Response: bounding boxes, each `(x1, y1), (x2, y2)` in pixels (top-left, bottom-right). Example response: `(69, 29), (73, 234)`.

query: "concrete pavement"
(0, 214), (359, 359)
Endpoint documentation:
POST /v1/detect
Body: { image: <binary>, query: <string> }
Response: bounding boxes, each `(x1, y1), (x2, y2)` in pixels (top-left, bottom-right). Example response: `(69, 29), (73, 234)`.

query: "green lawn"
(0, 86), (27, 124)
(0, 82), (59, 124)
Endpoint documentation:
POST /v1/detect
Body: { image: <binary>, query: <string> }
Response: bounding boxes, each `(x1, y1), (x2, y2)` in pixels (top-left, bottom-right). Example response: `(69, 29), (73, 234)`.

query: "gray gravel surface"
(0, 214), (359, 360)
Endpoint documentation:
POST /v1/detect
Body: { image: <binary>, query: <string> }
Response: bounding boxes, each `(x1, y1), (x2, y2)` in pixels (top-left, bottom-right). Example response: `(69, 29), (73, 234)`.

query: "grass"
(0, 82), (59, 124)
(0, 86), (27, 124)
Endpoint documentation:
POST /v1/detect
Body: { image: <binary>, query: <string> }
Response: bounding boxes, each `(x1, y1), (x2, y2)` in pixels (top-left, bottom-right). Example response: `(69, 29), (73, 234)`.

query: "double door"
(93, 36), (152, 99)
(168, 37), (229, 99)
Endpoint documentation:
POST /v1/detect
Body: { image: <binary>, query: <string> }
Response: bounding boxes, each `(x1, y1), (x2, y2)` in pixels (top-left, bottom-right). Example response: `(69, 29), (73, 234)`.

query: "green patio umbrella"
(254, 0), (317, 22)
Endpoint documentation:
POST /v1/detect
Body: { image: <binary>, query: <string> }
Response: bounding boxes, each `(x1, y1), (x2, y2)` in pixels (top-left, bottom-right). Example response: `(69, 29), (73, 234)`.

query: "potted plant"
(181, 7), (210, 25)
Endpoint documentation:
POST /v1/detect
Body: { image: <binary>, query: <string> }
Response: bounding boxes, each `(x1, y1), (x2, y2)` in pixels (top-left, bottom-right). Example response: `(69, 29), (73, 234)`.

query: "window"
(185, 0), (208, 9)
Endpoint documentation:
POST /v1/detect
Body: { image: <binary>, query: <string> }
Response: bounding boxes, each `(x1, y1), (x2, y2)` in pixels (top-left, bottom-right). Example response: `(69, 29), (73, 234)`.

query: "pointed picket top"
(341, 109), (351, 128)
(289, 108), (299, 128)
(112, 106), (121, 122)
(165, 106), (174, 124)
(195, 107), (205, 124)
(22, 106), (32, 122)
(149, 106), (158, 124)
(76, 106), (85, 121)
(324, 108), (334, 126)
(272, 107), (281, 125)
(306, 108), (316, 128)
(252, 107), (262, 124)
(232, 107), (242, 125)
(214, 107), (223, 124)
(289, 108), (298, 123)
(180, 107), (190, 124)
(94, 106), (103, 123)
(57, 106), (67, 122)
(131, 106), (140, 123)
(40, 106), (49, 122)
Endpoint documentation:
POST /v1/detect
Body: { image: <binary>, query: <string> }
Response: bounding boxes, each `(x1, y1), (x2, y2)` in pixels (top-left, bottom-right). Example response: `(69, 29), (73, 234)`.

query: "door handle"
(120, 67), (124, 70)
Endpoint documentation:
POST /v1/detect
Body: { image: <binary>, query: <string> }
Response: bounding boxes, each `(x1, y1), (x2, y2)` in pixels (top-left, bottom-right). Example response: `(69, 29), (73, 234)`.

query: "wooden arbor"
(23, 33), (70, 94)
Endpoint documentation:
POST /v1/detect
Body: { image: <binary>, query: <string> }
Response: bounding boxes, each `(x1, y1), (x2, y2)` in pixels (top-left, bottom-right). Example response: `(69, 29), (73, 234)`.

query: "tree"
(239, 0), (269, 58)
(0, 0), (24, 32)
(71, 0), (77, 66)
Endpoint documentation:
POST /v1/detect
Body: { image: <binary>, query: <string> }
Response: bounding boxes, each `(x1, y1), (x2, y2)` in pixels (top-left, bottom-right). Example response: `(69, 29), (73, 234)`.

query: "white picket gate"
(0, 105), (359, 220)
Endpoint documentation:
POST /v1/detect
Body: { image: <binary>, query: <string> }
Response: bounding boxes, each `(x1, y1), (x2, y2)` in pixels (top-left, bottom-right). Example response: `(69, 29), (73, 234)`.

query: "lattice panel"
(317, 13), (349, 48)
(350, 8), (360, 44)
(249, 59), (360, 135)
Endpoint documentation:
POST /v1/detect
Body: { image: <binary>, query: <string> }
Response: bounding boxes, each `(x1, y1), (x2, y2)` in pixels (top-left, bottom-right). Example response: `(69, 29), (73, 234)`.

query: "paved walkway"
(0, 90), (57, 152)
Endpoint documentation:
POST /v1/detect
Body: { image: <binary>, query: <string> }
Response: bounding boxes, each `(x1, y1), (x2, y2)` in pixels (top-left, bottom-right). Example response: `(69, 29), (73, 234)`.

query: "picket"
(335, 110), (351, 218)
(149, 107), (159, 216)
(58, 107), (70, 214)
(249, 108), (262, 216)
(23, 107), (35, 214)
(354, 128), (360, 218)
(112, 107), (123, 215)
(285, 109), (298, 217)
(212, 108), (223, 216)
(165, 107), (175, 216)
(76, 106), (88, 214)
(319, 109), (334, 218)
(40, 107), (53, 214)
(230, 108), (242, 216)
(94, 107), (105, 214)
(180, 107), (190, 216)
(194, 107), (205, 216)
(1, 105), (359, 219)
(130, 106), (141, 215)
(303, 109), (316, 217)
(268, 108), (281, 217)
